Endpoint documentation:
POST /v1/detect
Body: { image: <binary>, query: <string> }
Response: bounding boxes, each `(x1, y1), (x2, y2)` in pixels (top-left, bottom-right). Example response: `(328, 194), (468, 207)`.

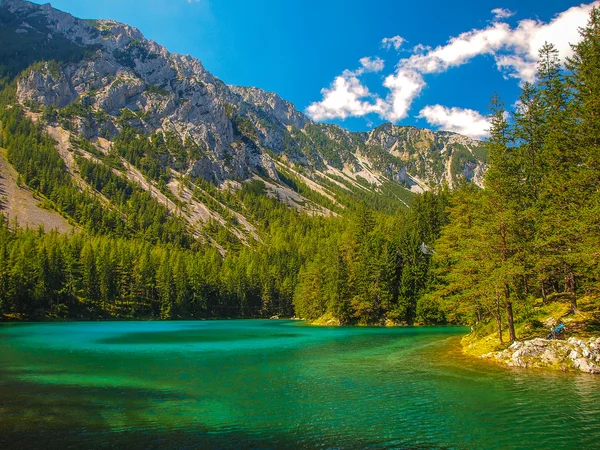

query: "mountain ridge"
(1, 0), (487, 243)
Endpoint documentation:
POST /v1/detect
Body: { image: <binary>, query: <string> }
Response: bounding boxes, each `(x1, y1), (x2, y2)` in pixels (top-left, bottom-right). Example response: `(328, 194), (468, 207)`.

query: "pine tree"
(484, 94), (520, 342)
(156, 250), (175, 319)
(534, 42), (581, 309)
(563, 7), (600, 301)
(433, 184), (500, 339)
(81, 242), (100, 309)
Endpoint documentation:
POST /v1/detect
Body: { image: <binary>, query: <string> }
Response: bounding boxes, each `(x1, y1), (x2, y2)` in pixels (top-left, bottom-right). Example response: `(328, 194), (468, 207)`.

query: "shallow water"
(1, 320), (599, 449)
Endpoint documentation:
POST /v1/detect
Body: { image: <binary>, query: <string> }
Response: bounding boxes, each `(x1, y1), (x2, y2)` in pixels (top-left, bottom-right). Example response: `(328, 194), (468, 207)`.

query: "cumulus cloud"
(306, 57), (389, 120)
(307, 2), (599, 127)
(382, 35), (406, 50)
(494, 54), (537, 83)
(402, 2), (597, 82)
(305, 74), (387, 121)
(359, 56), (385, 73)
(412, 43), (432, 54)
(383, 70), (425, 121)
(491, 8), (515, 20)
(403, 22), (512, 74)
(418, 105), (490, 139)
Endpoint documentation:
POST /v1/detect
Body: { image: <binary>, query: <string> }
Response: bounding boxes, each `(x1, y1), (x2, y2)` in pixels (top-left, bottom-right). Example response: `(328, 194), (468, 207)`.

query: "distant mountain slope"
(0, 148), (73, 232)
(0, 0), (487, 243)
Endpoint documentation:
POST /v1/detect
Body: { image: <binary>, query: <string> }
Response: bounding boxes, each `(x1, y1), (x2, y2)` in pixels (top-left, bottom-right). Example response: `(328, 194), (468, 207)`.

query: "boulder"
(573, 358), (600, 374)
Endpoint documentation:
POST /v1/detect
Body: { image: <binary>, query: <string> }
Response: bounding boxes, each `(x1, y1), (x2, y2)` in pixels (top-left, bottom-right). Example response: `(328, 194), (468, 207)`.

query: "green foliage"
(58, 99), (94, 130)
(0, 106), (122, 233)
(223, 103), (235, 118)
(76, 156), (191, 246)
(0, 104), (192, 247)
(293, 190), (449, 324)
(429, 9), (600, 343)
(311, 171), (413, 215)
(303, 124), (353, 169)
(113, 126), (171, 183)
(232, 115), (258, 140)
(112, 40), (157, 70)
(0, 224), (218, 319)
(145, 84), (170, 96)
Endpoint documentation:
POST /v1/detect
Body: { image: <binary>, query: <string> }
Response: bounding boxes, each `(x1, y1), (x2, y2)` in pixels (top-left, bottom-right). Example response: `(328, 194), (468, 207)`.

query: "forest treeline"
(0, 189), (447, 322)
(0, 32), (450, 323)
(0, 9), (599, 329)
(0, 95), (446, 322)
(428, 9), (600, 343)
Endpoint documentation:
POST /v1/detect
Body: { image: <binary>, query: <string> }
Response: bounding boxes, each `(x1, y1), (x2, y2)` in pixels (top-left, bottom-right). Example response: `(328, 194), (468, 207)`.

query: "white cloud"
(498, 4), (597, 80)
(382, 35), (406, 50)
(305, 74), (387, 121)
(494, 54), (536, 82)
(412, 43), (432, 54)
(359, 56), (385, 73)
(383, 69), (425, 121)
(403, 22), (512, 74)
(307, 1), (599, 128)
(306, 57), (388, 120)
(401, 2), (598, 82)
(491, 8), (515, 20)
(418, 105), (490, 139)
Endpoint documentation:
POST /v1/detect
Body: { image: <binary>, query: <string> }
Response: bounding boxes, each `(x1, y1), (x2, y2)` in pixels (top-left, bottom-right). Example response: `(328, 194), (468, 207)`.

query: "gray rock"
(509, 341), (523, 350)
(573, 358), (600, 374)
(17, 67), (76, 107)
(4, 0), (489, 193)
(483, 335), (600, 374)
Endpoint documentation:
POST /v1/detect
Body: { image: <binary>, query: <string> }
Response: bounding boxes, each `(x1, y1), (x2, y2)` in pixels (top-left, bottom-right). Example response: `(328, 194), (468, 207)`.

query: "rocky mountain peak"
(2, 0), (35, 12)
(4, 0), (487, 198)
(230, 86), (310, 129)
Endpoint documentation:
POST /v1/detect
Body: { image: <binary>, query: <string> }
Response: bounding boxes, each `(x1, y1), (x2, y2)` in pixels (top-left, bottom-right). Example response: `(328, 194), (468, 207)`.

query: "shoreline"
(462, 334), (600, 375)
(0, 315), (301, 323)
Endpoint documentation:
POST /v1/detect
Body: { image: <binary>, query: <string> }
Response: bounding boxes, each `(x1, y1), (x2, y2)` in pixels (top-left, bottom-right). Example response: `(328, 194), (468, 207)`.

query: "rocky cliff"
(0, 0), (489, 246)
(2, 0), (487, 192)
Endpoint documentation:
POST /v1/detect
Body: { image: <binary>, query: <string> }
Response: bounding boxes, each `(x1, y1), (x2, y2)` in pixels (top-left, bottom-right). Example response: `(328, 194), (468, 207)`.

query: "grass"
(462, 293), (600, 357)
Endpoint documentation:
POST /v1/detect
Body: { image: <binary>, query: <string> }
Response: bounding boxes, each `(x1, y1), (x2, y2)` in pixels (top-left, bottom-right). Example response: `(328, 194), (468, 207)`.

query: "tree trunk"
(541, 281), (547, 304)
(495, 313), (503, 344)
(499, 215), (516, 343)
(506, 301), (516, 342)
(565, 270), (578, 313)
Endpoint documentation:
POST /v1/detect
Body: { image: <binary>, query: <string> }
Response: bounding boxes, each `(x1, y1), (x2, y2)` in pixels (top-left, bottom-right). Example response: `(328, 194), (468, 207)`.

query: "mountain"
(0, 0), (486, 244)
(0, 0), (488, 323)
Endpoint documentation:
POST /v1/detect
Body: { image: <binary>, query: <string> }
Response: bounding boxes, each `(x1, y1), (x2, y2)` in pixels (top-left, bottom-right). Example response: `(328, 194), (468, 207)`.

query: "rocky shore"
(482, 337), (600, 374)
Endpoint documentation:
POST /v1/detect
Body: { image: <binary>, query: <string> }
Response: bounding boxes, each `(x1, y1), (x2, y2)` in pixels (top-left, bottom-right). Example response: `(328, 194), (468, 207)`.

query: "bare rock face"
(4, 0), (488, 191)
(17, 65), (76, 107)
(96, 77), (146, 114)
(365, 124), (487, 188)
(189, 157), (225, 184)
(230, 86), (310, 129)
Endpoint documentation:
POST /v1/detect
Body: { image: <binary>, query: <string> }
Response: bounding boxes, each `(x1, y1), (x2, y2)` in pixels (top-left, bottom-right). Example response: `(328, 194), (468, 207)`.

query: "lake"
(1, 320), (599, 449)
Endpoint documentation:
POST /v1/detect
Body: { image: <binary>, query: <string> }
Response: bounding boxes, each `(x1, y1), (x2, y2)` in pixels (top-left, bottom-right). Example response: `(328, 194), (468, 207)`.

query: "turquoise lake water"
(1, 320), (599, 449)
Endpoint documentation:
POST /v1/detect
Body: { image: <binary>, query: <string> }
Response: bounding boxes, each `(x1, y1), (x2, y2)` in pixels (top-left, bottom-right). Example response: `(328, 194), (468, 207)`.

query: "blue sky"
(31, 0), (598, 137)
